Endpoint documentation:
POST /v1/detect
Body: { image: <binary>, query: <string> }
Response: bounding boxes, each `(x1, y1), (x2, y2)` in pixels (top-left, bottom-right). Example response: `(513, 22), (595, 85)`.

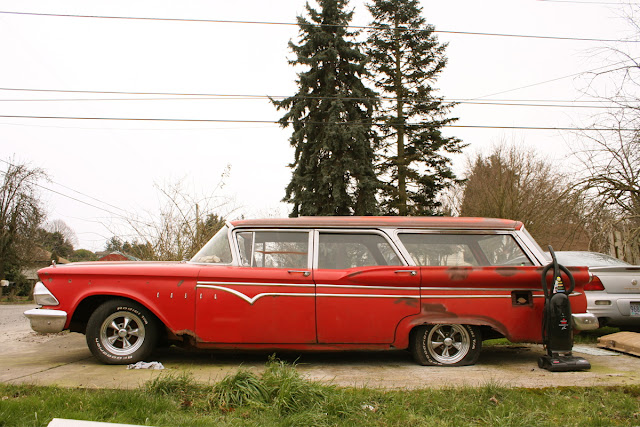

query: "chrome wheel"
(99, 310), (146, 356)
(426, 324), (471, 364)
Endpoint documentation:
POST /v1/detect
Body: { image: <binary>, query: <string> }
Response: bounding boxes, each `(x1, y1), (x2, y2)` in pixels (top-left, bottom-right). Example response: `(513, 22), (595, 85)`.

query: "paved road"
(2, 304), (640, 389)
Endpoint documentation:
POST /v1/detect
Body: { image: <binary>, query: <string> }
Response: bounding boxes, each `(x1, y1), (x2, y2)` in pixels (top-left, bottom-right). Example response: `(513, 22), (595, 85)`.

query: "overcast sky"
(1, 0), (637, 251)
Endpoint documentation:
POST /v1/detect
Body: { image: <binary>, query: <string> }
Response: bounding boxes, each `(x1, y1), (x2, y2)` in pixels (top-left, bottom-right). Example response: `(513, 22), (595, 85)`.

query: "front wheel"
(411, 324), (481, 366)
(86, 299), (158, 365)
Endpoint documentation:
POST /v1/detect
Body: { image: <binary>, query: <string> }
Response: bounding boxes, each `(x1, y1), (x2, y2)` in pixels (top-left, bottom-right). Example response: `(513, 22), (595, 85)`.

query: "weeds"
(1, 363), (639, 426)
(212, 369), (270, 409)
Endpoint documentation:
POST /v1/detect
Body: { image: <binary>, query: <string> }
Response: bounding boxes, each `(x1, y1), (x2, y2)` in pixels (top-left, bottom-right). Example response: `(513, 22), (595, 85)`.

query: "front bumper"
(24, 308), (67, 334)
(572, 313), (599, 331)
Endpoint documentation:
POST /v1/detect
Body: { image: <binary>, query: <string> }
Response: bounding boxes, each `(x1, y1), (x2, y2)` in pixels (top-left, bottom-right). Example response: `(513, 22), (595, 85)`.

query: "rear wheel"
(86, 299), (158, 364)
(411, 324), (481, 366)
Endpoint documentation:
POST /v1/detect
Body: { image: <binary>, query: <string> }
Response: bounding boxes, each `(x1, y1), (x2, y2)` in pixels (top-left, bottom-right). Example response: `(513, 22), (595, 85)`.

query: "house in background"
(22, 247), (70, 282)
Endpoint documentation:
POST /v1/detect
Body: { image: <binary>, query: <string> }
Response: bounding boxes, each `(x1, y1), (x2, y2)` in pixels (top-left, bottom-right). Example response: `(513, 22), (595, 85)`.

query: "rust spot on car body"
(394, 298), (418, 307)
(447, 267), (471, 281)
(495, 267), (520, 277)
(421, 303), (449, 313)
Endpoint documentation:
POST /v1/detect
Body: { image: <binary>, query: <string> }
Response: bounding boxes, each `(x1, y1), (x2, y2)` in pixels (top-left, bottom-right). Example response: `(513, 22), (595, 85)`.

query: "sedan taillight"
(584, 276), (605, 291)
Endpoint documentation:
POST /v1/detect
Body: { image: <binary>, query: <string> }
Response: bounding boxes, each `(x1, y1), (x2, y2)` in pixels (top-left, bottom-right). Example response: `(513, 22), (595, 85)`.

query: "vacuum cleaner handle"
(543, 246), (575, 295)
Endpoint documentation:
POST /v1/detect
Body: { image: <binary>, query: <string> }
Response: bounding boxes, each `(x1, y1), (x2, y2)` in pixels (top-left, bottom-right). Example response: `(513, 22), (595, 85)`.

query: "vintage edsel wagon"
(25, 217), (599, 366)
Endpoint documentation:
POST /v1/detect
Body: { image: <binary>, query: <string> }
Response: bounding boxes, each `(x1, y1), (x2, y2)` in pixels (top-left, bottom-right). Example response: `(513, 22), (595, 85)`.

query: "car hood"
(37, 260), (202, 279)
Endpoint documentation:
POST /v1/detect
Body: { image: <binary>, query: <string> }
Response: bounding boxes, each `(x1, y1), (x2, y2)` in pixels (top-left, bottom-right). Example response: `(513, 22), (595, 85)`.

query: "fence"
(607, 230), (640, 265)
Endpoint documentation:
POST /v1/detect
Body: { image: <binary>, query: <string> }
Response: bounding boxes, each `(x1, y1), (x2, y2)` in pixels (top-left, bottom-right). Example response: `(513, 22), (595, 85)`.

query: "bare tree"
(109, 168), (235, 261)
(573, 111), (640, 263)
(0, 159), (46, 282)
(572, 4), (640, 263)
(460, 144), (591, 250)
(44, 219), (78, 248)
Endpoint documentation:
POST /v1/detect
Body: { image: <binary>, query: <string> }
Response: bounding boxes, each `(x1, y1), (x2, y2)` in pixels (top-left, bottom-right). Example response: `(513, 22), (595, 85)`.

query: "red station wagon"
(25, 217), (598, 366)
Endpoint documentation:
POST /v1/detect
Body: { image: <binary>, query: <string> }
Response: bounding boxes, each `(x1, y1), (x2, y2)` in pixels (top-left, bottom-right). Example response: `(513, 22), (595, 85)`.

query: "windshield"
(190, 225), (233, 264)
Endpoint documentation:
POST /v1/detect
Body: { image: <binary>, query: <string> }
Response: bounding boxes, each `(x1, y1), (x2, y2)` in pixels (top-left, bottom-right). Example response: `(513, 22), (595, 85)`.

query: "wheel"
(411, 324), (481, 366)
(86, 299), (158, 365)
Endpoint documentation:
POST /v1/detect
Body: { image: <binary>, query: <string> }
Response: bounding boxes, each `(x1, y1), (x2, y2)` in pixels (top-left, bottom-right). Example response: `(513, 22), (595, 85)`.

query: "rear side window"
(236, 231), (309, 269)
(318, 233), (402, 269)
(398, 233), (532, 267)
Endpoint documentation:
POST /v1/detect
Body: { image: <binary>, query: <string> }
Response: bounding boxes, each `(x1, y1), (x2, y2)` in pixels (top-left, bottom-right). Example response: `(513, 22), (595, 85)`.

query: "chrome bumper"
(24, 308), (67, 334)
(572, 313), (599, 331)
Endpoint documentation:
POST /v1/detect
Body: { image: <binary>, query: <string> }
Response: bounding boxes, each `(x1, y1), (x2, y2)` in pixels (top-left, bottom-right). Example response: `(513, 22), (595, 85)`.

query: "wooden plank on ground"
(597, 332), (640, 357)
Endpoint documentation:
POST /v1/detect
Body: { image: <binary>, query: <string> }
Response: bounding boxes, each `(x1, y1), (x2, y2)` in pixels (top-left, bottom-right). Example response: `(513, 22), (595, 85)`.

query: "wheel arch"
(70, 295), (166, 337)
(396, 315), (509, 349)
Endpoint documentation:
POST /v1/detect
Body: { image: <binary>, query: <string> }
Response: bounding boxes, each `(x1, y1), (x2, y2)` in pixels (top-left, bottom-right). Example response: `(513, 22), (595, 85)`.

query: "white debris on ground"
(126, 361), (164, 370)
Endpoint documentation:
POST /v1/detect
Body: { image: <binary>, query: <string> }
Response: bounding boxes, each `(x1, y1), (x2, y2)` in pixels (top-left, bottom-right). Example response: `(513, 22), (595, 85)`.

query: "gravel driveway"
(2, 304), (640, 389)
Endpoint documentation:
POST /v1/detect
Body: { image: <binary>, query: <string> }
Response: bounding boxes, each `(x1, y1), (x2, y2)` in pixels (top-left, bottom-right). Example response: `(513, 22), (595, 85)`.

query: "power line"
(0, 87), (632, 106)
(0, 158), (128, 215)
(0, 96), (626, 109)
(0, 158), (153, 227)
(536, 0), (637, 4)
(0, 114), (632, 131)
(0, 10), (634, 43)
(473, 57), (640, 99)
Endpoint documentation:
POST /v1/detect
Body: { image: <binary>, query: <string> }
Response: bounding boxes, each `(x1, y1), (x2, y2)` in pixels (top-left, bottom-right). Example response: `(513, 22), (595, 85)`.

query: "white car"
(553, 251), (640, 331)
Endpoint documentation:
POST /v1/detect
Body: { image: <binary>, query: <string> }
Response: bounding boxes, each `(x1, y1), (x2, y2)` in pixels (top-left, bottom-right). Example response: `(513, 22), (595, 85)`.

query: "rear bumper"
(24, 308), (67, 334)
(587, 292), (640, 326)
(572, 313), (599, 331)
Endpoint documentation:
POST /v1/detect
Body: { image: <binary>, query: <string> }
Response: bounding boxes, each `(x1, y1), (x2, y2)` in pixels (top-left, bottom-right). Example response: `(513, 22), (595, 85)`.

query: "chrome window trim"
(230, 228), (314, 269)
(393, 229), (537, 267)
(514, 227), (547, 266)
(311, 228), (409, 269)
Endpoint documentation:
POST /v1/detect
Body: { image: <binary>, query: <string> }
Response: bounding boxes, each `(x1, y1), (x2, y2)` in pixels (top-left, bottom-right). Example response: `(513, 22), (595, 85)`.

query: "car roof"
(230, 216), (522, 230)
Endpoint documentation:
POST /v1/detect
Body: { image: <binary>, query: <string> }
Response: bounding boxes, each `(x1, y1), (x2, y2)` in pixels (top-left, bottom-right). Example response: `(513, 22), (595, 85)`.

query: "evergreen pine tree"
(274, 0), (380, 217)
(367, 0), (464, 216)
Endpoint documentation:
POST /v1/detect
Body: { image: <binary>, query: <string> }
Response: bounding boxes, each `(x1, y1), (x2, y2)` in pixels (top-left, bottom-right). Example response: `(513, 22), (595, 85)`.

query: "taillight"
(584, 276), (605, 291)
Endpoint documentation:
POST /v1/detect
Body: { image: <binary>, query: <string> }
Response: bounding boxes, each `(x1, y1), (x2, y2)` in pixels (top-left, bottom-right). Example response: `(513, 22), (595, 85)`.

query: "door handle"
(394, 270), (417, 276)
(288, 270), (311, 277)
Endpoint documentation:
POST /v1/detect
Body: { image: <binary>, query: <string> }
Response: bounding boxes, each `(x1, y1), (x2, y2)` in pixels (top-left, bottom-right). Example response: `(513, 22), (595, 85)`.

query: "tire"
(86, 299), (158, 365)
(410, 324), (481, 366)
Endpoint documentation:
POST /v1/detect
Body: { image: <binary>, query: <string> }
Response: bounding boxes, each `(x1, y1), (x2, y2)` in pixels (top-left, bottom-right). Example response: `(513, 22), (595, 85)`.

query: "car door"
(195, 229), (316, 344)
(397, 231), (549, 342)
(313, 230), (420, 344)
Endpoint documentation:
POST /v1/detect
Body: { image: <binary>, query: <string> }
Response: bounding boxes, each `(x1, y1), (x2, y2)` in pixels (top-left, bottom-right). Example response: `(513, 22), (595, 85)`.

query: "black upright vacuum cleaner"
(538, 246), (591, 372)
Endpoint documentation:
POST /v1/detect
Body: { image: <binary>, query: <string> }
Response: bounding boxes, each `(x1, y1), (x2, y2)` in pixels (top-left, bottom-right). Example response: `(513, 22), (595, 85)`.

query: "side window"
(191, 225), (232, 264)
(398, 233), (533, 267)
(477, 234), (533, 266)
(318, 233), (402, 269)
(236, 231), (309, 269)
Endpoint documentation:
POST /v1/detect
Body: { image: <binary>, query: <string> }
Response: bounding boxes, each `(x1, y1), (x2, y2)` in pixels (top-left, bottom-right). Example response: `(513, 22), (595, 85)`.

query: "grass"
(0, 295), (33, 304)
(1, 358), (639, 426)
(482, 326), (623, 347)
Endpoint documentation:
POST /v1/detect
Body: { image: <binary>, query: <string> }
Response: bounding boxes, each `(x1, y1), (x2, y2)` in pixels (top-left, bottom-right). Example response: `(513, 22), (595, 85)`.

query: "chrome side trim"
(317, 293), (419, 299)
(422, 294), (513, 299)
(24, 308), (67, 334)
(421, 287), (538, 292)
(197, 284), (311, 305)
(197, 281), (315, 288)
(422, 293), (582, 299)
(317, 284), (419, 291)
